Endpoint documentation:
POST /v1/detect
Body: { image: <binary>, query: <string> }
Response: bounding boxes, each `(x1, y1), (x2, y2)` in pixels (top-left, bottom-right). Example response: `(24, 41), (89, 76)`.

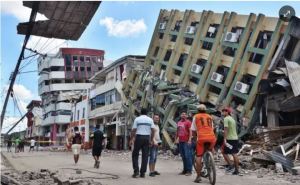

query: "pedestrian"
(175, 111), (193, 176)
(71, 126), (83, 165)
(221, 107), (240, 175)
(15, 137), (20, 153)
(191, 104), (217, 183)
(130, 108), (155, 178)
(149, 114), (162, 177)
(29, 138), (36, 152)
(7, 138), (12, 152)
(19, 139), (25, 152)
(90, 124), (105, 169)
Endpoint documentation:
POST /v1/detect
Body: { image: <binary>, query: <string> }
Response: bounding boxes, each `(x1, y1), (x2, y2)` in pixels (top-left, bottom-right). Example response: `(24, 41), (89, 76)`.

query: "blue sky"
(1, 1), (300, 133)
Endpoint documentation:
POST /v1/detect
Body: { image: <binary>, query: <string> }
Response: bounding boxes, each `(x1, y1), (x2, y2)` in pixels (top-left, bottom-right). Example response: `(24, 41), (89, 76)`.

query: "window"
(77, 110), (80, 120)
(184, 38), (193, 45)
(174, 20), (182, 32)
(80, 56), (84, 62)
(65, 55), (71, 66)
(66, 67), (72, 71)
(170, 35), (177, 42)
(95, 94), (105, 107)
(80, 67), (85, 71)
(87, 67), (91, 71)
(92, 57), (97, 63)
(202, 42), (213, 50)
(159, 33), (164, 39)
(86, 57), (91, 62)
(73, 56), (78, 61)
(153, 47), (159, 57)
(164, 50), (172, 61)
(177, 54), (188, 67)
(82, 108), (85, 119)
(105, 90), (116, 105)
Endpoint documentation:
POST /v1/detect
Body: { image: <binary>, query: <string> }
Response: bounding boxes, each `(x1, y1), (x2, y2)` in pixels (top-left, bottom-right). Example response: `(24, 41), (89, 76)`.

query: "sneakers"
(132, 172), (139, 178)
(185, 172), (192, 176)
(149, 172), (156, 177)
(140, 173), (145, 178)
(194, 175), (202, 183)
(178, 170), (186, 175)
(225, 165), (234, 173)
(96, 161), (100, 169)
(153, 171), (160, 175)
(232, 170), (240, 175)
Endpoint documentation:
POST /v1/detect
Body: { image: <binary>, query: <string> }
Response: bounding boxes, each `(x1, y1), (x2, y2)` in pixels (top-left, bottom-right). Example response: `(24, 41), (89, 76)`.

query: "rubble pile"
(1, 169), (104, 185)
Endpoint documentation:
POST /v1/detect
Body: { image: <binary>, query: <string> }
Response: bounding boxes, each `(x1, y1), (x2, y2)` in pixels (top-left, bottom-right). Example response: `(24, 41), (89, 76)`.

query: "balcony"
(56, 132), (66, 137)
(38, 71), (65, 84)
(90, 82), (115, 98)
(44, 102), (71, 113)
(39, 83), (93, 95)
(38, 58), (64, 72)
(89, 101), (122, 119)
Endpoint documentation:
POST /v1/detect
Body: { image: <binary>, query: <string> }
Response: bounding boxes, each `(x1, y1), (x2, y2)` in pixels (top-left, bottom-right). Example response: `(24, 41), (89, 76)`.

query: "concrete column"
(52, 124), (57, 145)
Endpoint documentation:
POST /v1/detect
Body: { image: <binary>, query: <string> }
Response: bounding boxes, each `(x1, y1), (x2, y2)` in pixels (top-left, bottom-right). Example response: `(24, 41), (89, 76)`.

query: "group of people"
(130, 105), (240, 183)
(6, 138), (36, 153)
(68, 125), (105, 169)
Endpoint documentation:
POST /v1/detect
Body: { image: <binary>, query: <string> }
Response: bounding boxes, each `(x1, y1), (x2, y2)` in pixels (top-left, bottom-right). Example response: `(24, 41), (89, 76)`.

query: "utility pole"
(0, 2), (39, 129)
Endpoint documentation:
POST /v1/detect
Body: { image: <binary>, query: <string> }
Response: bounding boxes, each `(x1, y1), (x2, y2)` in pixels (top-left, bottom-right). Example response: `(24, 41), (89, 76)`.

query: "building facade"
(88, 55), (145, 150)
(38, 48), (104, 145)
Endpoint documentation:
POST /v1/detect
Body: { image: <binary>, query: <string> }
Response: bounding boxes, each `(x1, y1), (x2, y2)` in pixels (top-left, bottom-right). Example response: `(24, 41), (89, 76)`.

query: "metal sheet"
(285, 60), (300, 96)
(17, 1), (101, 40)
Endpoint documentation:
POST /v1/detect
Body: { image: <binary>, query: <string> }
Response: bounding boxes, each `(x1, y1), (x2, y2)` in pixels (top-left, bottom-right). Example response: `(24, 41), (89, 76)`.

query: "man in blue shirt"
(130, 108), (155, 178)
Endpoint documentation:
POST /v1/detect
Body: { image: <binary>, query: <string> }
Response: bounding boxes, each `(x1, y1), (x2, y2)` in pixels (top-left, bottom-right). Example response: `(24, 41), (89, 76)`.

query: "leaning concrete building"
(123, 9), (300, 147)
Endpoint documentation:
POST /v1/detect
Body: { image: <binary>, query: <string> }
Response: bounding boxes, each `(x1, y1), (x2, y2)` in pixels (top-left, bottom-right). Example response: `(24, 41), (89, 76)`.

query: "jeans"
(149, 145), (158, 164)
(178, 142), (193, 172)
(132, 135), (150, 174)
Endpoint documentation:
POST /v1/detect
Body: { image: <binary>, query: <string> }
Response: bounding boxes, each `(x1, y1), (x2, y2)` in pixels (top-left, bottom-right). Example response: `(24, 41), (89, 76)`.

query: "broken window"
(249, 52), (264, 65)
(66, 67), (72, 71)
(223, 46), (237, 57)
(161, 64), (167, 70)
(190, 76), (200, 84)
(177, 53), (188, 67)
(254, 31), (273, 49)
(209, 85), (221, 94)
(173, 20), (182, 32)
(87, 67), (91, 71)
(164, 50), (172, 61)
(206, 24), (219, 38)
(202, 41), (213, 50)
(170, 35), (177, 42)
(159, 33), (164, 39)
(284, 36), (300, 62)
(184, 38), (193, 45)
(215, 66), (230, 83)
(174, 69), (181, 76)
(153, 47), (159, 57)
(196, 58), (207, 67)
(80, 67), (85, 71)
(240, 74), (256, 92)
(80, 56), (84, 62)
(161, 96), (170, 109)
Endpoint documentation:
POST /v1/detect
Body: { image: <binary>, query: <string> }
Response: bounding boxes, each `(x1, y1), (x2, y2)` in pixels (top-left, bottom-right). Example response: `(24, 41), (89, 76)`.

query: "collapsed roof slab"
(17, 1), (101, 40)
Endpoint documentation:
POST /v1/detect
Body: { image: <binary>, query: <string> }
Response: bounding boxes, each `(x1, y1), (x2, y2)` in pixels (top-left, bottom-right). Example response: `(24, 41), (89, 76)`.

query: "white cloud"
(26, 36), (69, 55)
(99, 17), (147, 38)
(1, 1), (48, 22)
(4, 84), (36, 113)
(1, 116), (27, 134)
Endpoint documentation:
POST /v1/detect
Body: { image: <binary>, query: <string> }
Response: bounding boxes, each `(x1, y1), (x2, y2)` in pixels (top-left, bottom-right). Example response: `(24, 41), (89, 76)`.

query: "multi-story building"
(38, 48), (104, 145)
(123, 9), (300, 148)
(25, 100), (43, 139)
(88, 55), (145, 150)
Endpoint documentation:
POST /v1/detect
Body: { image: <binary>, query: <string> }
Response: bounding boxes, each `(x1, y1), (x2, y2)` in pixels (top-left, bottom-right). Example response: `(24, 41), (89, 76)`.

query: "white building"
(88, 55), (145, 150)
(38, 48), (104, 145)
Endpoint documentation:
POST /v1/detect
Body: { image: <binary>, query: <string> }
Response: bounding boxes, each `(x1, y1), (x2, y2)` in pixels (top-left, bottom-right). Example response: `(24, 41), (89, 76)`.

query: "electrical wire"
(43, 40), (67, 54)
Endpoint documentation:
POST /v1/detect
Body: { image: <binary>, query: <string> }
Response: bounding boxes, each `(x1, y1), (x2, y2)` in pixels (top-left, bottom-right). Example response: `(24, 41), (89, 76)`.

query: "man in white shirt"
(29, 139), (35, 152)
(149, 114), (162, 177)
(130, 108), (155, 178)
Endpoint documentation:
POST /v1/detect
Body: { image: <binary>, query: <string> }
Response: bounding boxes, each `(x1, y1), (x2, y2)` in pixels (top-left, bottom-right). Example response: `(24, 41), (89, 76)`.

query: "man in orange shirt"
(190, 104), (216, 183)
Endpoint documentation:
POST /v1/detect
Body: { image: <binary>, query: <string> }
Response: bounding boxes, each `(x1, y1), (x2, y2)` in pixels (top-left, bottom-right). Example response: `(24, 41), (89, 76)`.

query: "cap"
(222, 107), (232, 114)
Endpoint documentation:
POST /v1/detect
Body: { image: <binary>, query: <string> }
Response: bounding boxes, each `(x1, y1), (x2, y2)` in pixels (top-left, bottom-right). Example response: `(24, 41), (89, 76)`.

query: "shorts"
(71, 144), (81, 155)
(92, 147), (102, 157)
(149, 146), (158, 164)
(196, 137), (216, 156)
(222, 140), (239, 154)
(30, 146), (34, 149)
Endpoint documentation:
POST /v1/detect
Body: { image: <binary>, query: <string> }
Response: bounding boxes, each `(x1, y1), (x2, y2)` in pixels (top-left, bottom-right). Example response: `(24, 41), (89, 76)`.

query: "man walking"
(221, 107), (240, 175)
(7, 138), (12, 152)
(90, 124), (105, 168)
(175, 111), (193, 176)
(149, 114), (162, 177)
(71, 126), (82, 165)
(130, 108), (155, 178)
(29, 138), (35, 152)
(191, 104), (216, 183)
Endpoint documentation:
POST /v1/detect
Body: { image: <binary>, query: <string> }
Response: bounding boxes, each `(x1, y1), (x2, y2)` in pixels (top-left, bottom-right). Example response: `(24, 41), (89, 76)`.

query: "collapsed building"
(122, 9), (300, 154)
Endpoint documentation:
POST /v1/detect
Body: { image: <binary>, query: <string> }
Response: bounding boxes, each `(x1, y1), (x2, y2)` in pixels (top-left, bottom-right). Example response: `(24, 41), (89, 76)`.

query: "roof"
(90, 55), (145, 82)
(17, 1), (101, 40)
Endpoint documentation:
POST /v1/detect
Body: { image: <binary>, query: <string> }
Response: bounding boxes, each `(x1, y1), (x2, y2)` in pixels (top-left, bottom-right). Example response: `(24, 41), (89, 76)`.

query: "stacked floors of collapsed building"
(123, 9), (300, 173)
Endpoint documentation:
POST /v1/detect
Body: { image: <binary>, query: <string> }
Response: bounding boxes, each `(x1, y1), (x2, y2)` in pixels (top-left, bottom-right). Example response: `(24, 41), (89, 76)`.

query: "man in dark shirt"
(90, 124), (104, 168)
